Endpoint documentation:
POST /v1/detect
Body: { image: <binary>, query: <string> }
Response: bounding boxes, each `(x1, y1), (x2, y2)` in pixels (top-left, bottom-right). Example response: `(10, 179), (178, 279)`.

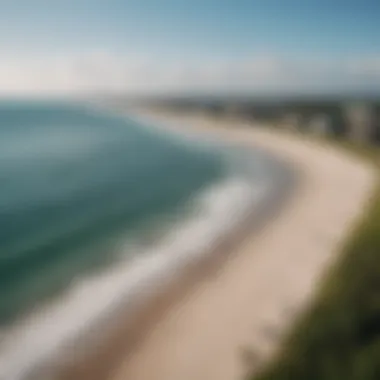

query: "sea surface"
(0, 101), (283, 380)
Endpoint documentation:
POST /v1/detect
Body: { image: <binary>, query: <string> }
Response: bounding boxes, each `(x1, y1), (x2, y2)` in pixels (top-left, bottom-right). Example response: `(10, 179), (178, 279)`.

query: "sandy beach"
(46, 110), (295, 380)
(43, 110), (377, 380)
(105, 111), (376, 380)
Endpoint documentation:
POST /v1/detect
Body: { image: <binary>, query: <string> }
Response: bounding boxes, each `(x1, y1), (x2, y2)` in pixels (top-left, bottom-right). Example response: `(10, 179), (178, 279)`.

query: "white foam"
(0, 176), (268, 380)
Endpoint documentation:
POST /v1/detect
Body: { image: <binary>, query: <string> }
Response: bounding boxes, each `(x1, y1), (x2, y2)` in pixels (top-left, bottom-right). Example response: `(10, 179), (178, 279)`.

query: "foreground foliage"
(254, 142), (380, 380)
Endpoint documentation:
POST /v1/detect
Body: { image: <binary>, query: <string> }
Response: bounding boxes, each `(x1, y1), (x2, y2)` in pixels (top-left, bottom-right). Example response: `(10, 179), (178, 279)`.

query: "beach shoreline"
(1, 107), (297, 380)
(108, 109), (375, 380)
(48, 110), (297, 380)
(10, 106), (374, 380)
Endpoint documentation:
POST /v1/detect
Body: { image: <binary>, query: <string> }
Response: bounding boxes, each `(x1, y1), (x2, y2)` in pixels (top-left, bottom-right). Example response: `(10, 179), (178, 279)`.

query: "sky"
(0, 0), (380, 96)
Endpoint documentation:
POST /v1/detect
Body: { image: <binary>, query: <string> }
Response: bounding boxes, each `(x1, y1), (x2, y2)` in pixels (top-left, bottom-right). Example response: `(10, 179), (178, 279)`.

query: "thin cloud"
(0, 51), (379, 96)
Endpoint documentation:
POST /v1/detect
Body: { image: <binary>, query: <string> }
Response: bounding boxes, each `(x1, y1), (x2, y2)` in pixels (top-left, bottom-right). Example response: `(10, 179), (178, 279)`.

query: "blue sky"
(2, 0), (380, 57)
(0, 0), (379, 95)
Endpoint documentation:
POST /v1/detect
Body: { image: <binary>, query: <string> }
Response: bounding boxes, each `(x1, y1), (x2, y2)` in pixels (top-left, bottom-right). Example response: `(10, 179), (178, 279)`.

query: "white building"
(344, 103), (376, 143)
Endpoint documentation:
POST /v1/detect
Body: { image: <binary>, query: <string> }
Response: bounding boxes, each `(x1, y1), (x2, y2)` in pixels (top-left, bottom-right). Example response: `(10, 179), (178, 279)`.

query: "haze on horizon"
(0, 0), (379, 98)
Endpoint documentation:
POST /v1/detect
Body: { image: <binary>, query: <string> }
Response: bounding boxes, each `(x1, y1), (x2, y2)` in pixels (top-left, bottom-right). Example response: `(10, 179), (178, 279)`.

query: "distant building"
(201, 103), (225, 118)
(281, 113), (304, 131)
(307, 114), (333, 136)
(344, 103), (376, 143)
(224, 104), (243, 120)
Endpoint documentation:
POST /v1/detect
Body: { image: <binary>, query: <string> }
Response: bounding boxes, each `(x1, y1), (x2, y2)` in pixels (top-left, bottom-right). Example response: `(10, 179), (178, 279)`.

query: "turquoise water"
(0, 101), (225, 323)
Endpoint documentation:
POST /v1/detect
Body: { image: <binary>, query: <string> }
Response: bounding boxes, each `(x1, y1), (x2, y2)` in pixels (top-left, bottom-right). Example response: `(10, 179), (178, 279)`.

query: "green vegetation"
(253, 141), (380, 380)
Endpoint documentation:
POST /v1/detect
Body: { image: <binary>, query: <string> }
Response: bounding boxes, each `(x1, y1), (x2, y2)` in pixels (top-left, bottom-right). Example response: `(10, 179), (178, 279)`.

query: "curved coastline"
(0, 108), (298, 380)
(46, 110), (298, 380)
(109, 110), (375, 380)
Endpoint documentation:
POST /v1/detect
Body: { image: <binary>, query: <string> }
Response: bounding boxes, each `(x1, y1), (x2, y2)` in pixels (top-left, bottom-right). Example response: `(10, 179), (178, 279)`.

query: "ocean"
(0, 101), (287, 380)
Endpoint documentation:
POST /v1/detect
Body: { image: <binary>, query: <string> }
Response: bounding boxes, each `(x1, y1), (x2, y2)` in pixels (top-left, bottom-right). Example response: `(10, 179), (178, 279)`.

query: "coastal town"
(127, 97), (380, 145)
